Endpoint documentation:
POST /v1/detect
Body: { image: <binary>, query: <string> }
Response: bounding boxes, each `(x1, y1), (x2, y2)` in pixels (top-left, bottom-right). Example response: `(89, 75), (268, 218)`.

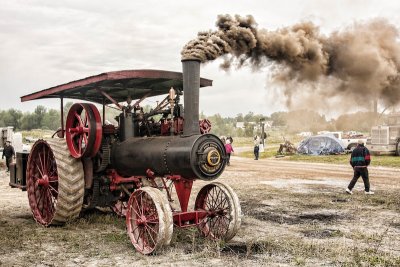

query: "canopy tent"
(297, 135), (345, 155)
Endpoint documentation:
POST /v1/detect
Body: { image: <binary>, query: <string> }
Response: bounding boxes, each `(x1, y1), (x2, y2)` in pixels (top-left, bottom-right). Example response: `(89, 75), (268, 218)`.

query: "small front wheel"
(126, 187), (170, 254)
(194, 182), (241, 241)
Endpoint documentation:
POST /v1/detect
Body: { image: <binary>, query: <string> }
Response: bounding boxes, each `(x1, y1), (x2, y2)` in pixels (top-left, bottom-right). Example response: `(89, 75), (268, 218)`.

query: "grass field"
(234, 136), (400, 168)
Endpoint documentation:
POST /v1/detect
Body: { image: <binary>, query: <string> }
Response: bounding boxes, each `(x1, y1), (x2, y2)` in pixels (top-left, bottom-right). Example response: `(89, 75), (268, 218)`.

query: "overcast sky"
(1, 0), (399, 117)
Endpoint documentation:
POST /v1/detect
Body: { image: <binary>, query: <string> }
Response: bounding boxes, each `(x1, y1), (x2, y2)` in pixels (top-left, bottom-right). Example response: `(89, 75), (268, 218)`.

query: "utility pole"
(260, 118), (265, 146)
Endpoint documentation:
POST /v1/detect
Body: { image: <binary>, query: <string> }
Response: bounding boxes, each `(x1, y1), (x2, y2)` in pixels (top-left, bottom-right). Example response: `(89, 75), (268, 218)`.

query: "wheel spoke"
(42, 147), (47, 175)
(38, 155), (45, 177)
(130, 203), (142, 218)
(140, 227), (145, 252)
(145, 223), (158, 235)
(210, 187), (219, 208)
(214, 188), (222, 208)
(46, 188), (55, 216)
(48, 184), (58, 195)
(130, 224), (140, 236)
(37, 186), (44, 207)
(49, 177), (58, 182)
(36, 163), (44, 178)
(83, 133), (88, 146)
(74, 112), (84, 127)
(84, 112), (88, 127)
(41, 187), (48, 218)
(215, 195), (228, 210)
(144, 225), (156, 248)
(140, 193), (144, 216)
(78, 135), (83, 155)
(135, 193), (143, 214)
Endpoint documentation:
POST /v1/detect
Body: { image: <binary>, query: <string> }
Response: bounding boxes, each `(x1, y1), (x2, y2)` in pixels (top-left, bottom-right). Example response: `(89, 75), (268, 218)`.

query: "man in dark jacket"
(2, 141), (15, 172)
(346, 140), (374, 195)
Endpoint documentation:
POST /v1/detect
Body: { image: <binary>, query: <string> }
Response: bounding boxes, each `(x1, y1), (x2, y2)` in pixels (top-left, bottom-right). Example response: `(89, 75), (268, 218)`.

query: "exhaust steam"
(181, 15), (400, 110)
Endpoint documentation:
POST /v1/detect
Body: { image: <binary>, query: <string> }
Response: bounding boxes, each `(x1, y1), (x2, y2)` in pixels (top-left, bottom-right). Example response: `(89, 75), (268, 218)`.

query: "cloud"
(1, 0), (400, 116)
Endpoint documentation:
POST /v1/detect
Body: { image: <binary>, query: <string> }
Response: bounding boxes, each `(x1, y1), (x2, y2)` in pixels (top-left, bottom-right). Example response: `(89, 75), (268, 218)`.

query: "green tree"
(0, 109), (23, 129)
(34, 105), (47, 128)
(236, 113), (244, 122)
(270, 112), (287, 126)
(20, 113), (39, 130)
(42, 109), (61, 130)
(244, 122), (255, 137)
(244, 112), (255, 122)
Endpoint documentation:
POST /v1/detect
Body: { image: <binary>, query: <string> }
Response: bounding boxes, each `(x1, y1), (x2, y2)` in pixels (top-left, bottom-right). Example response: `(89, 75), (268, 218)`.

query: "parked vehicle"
(368, 113), (400, 155)
(323, 131), (368, 151)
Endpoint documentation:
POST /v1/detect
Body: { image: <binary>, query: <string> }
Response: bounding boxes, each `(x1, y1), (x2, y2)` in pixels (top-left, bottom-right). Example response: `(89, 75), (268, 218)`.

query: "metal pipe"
(96, 88), (123, 110)
(182, 59), (201, 136)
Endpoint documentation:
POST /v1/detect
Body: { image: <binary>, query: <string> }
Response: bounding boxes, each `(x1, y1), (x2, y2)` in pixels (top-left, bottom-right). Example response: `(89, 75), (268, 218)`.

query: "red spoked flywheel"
(65, 103), (102, 158)
(199, 119), (212, 134)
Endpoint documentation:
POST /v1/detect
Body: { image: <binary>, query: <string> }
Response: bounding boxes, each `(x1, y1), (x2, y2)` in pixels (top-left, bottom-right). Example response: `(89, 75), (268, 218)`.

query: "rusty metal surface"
(21, 69), (213, 104)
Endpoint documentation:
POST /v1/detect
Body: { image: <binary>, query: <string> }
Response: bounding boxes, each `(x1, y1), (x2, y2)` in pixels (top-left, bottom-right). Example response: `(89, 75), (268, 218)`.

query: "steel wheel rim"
(27, 141), (58, 226)
(195, 184), (232, 239)
(126, 190), (161, 254)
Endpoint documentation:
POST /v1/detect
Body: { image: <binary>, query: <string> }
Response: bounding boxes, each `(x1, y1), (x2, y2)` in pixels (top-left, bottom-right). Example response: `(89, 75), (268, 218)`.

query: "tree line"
(203, 110), (378, 137)
(0, 104), (377, 136)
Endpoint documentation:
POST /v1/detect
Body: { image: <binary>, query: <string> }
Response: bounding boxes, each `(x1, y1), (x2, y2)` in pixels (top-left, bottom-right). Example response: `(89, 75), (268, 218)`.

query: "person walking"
(225, 139), (234, 166)
(254, 135), (260, 160)
(2, 141), (15, 172)
(346, 139), (374, 195)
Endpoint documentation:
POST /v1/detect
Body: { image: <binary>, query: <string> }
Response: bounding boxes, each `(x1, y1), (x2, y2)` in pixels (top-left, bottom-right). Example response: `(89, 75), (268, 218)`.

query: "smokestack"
(182, 59), (201, 136)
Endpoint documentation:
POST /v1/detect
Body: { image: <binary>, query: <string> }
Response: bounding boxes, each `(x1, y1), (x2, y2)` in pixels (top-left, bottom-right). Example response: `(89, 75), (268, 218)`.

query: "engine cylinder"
(111, 134), (226, 181)
(119, 113), (139, 141)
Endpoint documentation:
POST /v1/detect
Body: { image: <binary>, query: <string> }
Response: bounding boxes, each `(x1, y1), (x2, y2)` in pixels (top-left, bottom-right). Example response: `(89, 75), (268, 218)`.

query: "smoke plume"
(181, 15), (400, 110)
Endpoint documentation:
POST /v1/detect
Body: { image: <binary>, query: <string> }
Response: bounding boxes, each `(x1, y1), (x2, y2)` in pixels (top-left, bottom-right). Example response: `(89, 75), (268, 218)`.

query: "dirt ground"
(1, 156), (400, 266)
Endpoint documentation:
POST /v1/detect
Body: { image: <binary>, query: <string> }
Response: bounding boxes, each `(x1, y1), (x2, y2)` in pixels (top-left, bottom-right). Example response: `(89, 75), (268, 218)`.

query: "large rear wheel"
(26, 139), (84, 226)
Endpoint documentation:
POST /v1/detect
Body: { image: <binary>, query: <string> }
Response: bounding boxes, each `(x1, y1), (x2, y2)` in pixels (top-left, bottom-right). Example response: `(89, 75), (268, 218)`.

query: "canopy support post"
(60, 96), (64, 138)
(102, 97), (106, 126)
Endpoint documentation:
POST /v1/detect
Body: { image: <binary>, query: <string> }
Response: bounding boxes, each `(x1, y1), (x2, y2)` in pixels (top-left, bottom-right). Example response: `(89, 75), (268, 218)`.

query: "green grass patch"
(239, 146), (278, 159)
(21, 129), (54, 142)
(238, 146), (400, 168)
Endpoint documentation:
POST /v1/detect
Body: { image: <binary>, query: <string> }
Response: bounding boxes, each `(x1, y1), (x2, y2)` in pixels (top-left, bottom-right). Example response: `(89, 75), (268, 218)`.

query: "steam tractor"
(9, 60), (241, 254)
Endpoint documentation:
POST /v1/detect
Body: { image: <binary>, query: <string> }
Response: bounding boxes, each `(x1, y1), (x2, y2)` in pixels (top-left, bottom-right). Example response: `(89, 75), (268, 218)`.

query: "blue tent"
(297, 135), (345, 155)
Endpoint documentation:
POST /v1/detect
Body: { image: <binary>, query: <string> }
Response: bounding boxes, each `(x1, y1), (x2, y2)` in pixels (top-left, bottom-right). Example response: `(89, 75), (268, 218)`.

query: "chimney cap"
(181, 58), (201, 63)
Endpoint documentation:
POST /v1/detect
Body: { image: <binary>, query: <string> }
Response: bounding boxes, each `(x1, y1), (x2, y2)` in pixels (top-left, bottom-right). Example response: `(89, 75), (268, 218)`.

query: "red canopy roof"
(21, 69), (213, 105)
